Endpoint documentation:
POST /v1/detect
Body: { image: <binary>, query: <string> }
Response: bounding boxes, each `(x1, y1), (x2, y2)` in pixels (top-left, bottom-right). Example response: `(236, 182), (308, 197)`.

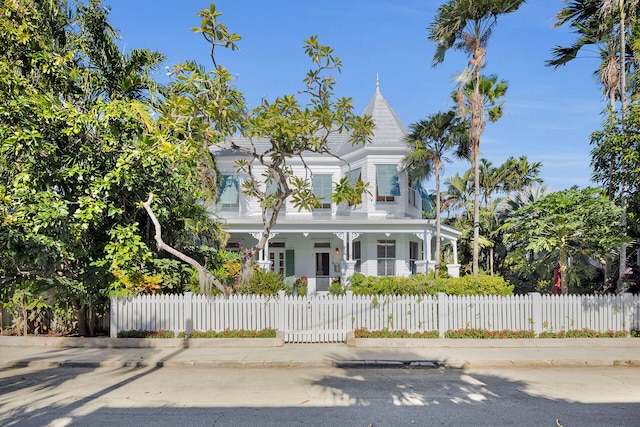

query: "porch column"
(413, 231), (427, 274)
(453, 239), (458, 265)
(345, 232), (360, 279)
(425, 230), (435, 273)
(252, 232), (276, 271)
(333, 232), (348, 281)
(446, 238), (460, 278)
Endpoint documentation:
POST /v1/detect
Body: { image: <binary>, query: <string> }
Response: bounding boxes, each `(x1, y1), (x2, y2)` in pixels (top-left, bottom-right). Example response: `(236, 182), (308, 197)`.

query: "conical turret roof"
(339, 77), (408, 155)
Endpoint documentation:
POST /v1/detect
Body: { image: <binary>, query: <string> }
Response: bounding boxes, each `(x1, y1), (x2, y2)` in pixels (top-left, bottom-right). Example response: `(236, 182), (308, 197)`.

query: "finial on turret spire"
(376, 73), (380, 89)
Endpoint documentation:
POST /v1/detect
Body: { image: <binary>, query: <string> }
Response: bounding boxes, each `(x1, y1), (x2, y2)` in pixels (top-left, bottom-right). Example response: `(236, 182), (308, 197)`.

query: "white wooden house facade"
(211, 82), (461, 293)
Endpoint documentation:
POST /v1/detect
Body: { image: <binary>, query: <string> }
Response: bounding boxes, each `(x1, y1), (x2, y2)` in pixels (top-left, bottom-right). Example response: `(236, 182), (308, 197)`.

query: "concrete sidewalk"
(1, 336), (639, 369)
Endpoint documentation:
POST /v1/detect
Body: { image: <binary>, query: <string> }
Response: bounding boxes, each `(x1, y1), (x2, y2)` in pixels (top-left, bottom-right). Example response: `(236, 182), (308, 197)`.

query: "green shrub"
(538, 329), (627, 338)
(445, 328), (535, 339)
(117, 329), (175, 338)
(354, 328), (439, 338)
(349, 272), (514, 296)
(328, 277), (346, 296)
(240, 269), (286, 295)
(185, 329), (277, 338)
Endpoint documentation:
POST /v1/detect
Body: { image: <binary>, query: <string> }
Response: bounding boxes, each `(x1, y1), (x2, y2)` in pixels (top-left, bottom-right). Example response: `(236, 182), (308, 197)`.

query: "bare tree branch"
(143, 193), (230, 296)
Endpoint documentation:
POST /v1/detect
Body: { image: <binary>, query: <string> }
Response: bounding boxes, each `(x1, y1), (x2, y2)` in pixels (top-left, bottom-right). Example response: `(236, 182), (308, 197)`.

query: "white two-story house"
(211, 82), (461, 293)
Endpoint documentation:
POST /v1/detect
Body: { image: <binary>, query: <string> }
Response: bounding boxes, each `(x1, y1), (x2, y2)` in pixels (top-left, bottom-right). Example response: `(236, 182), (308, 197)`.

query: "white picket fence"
(110, 292), (640, 343)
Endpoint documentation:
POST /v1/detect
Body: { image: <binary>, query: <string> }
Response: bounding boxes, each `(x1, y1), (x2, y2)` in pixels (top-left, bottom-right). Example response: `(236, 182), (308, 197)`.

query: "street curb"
(2, 335), (638, 349)
(344, 333), (640, 348)
(3, 358), (639, 370)
(0, 334), (285, 348)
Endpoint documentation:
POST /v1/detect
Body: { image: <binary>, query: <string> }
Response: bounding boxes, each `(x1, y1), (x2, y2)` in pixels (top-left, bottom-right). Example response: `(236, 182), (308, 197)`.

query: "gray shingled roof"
(338, 80), (408, 156)
(213, 81), (408, 158)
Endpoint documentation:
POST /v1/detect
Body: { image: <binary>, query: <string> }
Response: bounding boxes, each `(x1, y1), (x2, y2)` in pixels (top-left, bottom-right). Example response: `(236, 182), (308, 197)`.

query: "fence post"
(529, 292), (542, 336)
(345, 291), (353, 335)
(184, 292), (193, 336)
(278, 290), (286, 336)
(621, 292), (634, 335)
(437, 292), (447, 338)
(110, 296), (118, 338)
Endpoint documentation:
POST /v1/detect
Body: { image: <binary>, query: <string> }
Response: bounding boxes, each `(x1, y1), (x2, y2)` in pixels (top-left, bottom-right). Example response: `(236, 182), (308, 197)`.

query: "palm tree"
(456, 73), (508, 274)
(442, 171), (473, 218)
(497, 184), (550, 221)
(548, 0), (621, 199)
(500, 156), (543, 198)
(402, 111), (469, 277)
(429, 0), (524, 276)
(600, 0), (638, 284)
(550, 0), (638, 285)
(479, 158), (502, 210)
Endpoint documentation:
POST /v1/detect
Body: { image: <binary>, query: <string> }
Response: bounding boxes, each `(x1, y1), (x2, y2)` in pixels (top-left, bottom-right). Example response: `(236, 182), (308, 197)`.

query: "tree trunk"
(489, 247), (494, 276)
(470, 84), (483, 277)
(20, 294), (28, 336)
(618, 10), (628, 284)
(559, 248), (569, 295)
(435, 162), (442, 278)
(71, 298), (88, 336)
(472, 142), (481, 276)
(143, 194), (230, 296)
(240, 254), (254, 288)
(87, 301), (95, 336)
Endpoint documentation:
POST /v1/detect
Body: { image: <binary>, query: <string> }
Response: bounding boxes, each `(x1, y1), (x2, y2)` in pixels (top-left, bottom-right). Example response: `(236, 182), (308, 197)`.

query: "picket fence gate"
(110, 292), (640, 343)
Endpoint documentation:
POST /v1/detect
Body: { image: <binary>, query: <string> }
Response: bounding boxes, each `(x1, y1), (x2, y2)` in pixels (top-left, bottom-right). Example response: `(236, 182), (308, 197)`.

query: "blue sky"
(106, 1), (605, 192)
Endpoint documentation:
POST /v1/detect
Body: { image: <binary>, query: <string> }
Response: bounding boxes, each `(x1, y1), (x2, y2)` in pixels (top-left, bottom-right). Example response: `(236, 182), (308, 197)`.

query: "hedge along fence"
(110, 292), (640, 343)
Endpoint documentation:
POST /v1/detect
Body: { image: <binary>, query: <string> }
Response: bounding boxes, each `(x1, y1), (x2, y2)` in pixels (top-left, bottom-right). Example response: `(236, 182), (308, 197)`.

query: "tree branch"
(143, 193), (229, 296)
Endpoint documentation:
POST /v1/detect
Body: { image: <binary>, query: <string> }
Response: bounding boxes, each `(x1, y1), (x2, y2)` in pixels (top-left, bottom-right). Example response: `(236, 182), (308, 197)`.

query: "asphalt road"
(1, 365), (639, 426)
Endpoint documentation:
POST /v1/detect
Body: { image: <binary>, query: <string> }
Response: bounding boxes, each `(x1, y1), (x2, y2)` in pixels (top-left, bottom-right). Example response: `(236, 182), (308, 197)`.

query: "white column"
(425, 230), (432, 262)
(453, 240), (458, 265)
(425, 230), (436, 273)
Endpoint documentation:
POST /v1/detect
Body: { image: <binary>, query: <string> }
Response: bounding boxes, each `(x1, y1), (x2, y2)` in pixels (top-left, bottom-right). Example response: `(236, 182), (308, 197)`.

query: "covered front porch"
(224, 218), (461, 294)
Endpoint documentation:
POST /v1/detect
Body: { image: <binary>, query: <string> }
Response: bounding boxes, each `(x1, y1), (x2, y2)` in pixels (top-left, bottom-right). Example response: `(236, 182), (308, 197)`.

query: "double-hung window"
(347, 167), (362, 206)
(377, 240), (396, 276)
(313, 174), (332, 210)
(219, 175), (239, 209)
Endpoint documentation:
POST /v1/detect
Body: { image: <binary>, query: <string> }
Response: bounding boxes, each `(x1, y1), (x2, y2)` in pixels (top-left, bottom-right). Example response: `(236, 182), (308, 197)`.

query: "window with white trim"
(376, 165), (400, 202)
(219, 175), (239, 208)
(377, 240), (396, 276)
(313, 174), (332, 209)
(347, 167), (362, 206)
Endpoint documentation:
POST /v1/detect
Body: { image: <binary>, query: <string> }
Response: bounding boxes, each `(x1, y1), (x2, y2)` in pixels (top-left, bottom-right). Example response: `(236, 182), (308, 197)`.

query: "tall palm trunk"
(605, 70), (618, 283)
(470, 85), (484, 277)
(435, 159), (442, 278)
(618, 8), (628, 283)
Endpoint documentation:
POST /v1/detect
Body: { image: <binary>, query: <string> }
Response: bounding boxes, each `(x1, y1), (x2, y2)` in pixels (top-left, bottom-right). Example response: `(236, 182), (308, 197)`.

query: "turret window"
(376, 165), (400, 202)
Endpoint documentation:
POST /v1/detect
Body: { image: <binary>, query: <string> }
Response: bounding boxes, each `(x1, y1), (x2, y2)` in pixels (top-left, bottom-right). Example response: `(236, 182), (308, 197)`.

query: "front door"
(315, 252), (330, 291)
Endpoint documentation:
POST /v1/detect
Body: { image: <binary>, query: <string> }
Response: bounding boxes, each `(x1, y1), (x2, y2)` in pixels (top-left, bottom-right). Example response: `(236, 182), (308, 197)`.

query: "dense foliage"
(0, 0), (226, 335)
(347, 273), (514, 296)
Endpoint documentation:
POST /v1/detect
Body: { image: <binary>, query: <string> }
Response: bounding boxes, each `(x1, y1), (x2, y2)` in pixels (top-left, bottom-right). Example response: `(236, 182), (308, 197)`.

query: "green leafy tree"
(152, 4), (373, 288)
(225, 36), (374, 283)
(402, 110), (469, 277)
(550, 0), (639, 281)
(0, 0), (226, 334)
(503, 187), (626, 294)
(442, 170), (473, 218)
(429, 0), (525, 276)
(499, 156), (543, 198)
